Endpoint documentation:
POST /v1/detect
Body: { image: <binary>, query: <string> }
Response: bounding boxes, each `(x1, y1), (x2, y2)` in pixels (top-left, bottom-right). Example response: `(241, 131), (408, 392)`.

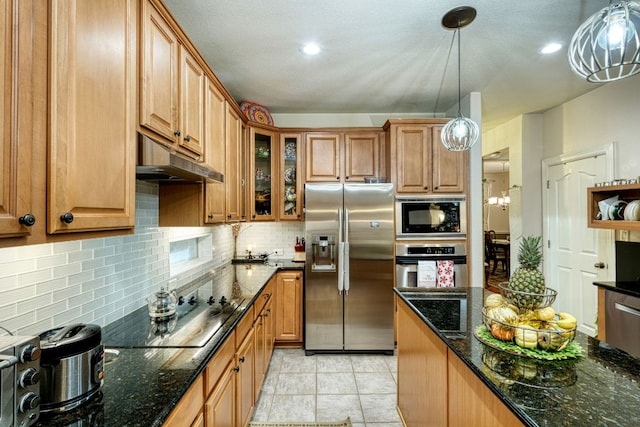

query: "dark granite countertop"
(36, 261), (301, 427)
(395, 287), (640, 427)
(593, 280), (640, 298)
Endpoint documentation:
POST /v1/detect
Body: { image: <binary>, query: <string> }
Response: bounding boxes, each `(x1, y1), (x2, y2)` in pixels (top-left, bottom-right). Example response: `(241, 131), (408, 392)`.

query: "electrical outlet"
(273, 248), (284, 256)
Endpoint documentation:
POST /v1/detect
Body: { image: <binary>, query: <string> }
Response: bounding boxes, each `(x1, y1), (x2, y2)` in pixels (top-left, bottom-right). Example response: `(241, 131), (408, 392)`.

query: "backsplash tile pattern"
(0, 181), (303, 336)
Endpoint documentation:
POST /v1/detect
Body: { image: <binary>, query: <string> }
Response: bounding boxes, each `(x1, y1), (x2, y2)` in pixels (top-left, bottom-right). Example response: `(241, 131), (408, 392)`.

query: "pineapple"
(508, 236), (545, 308)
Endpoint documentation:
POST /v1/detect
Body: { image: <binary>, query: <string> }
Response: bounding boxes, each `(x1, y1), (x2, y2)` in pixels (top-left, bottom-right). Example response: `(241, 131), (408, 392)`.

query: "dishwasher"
(604, 290), (640, 359)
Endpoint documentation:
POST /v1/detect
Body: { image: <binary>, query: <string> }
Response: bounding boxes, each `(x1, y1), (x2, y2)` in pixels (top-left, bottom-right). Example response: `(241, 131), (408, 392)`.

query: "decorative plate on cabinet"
(248, 103), (274, 125)
(239, 101), (253, 119)
(284, 167), (296, 184)
(284, 142), (297, 160)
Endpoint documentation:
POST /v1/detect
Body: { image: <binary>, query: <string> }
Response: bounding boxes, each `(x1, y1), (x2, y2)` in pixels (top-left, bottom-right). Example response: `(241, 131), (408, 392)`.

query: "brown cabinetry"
(385, 119), (466, 193)
(396, 297), (524, 427)
(396, 298), (448, 426)
(587, 184), (640, 230)
(163, 375), (204, 427)
(140, 0), (206, 159)
(48, 0), (137, 234)
(203, 78), (227, 224)
(250, 127), (278, 221)
(305, 131), (382, 182)
(0, 0), (34, 239)
(275, 271), (303, 344)
(236, 324), (255, 427)
(279, 134), (303, 220)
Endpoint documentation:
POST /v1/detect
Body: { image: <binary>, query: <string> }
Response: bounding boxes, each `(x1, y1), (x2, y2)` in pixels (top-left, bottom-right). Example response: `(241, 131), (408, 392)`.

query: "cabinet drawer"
(204, 331), (235, 396)
(162, 375), (204, 426)
(235, 306), (254, 347)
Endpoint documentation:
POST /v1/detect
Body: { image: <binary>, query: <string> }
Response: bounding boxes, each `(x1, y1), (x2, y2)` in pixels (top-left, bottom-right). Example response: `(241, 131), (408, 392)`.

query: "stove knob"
(207, 296), (215, 305)
(19, 368), (40, 387)
(18, 392), (40, 412)
(188, 296), (197, 305)
(20, 345), (40, 363)
(178, 296), (185, 305)
(219, 296), (227, 305)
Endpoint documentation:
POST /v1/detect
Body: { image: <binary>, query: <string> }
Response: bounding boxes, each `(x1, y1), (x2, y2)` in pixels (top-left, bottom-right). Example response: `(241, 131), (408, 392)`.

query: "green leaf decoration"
(474, 325), (584, 360)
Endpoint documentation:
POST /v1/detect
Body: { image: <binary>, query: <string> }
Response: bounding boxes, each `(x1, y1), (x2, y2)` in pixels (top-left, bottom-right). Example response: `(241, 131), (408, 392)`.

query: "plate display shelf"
(588, 183), (640, 230)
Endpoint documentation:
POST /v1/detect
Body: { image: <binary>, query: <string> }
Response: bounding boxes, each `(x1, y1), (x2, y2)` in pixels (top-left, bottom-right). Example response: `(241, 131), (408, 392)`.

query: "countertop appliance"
(395, 194), (466, 240)
(39, 324), (104, 413)
(0, 335), (41, 427)
(395, 243), (467, 288)
(304, 183), (395, 355)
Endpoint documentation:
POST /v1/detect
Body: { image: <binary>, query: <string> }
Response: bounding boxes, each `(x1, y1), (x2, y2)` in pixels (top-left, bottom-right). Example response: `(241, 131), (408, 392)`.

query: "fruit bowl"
(481, 307), (576, 353)
(498, 282), (557, 310)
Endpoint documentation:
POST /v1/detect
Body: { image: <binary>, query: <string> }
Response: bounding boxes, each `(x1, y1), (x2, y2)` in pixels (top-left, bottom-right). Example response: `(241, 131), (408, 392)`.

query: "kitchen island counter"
(36, 261), (302, 427)
(395, 287), (640, 427)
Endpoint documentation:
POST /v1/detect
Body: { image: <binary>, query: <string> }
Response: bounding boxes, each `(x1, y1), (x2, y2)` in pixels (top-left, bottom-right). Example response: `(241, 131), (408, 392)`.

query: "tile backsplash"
(0, 182), (302, 336)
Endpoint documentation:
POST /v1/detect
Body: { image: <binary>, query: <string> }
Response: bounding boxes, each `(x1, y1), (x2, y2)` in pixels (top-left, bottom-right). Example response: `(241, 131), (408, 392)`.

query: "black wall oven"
(395, 195), (466, 240)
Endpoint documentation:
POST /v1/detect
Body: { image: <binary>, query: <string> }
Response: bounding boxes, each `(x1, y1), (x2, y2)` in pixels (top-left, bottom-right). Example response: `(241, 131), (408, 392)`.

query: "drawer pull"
(615, 302), (640, 317)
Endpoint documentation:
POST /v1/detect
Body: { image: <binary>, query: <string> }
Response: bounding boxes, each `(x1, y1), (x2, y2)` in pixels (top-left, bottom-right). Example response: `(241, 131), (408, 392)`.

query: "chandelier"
(440, 6), (480, 151)
(568, 0), (640, 82)
(488, 191), (510, 210)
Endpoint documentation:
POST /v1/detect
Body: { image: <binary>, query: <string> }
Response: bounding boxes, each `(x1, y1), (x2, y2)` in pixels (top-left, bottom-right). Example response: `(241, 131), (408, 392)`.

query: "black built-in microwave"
(395, 195), (467, 240)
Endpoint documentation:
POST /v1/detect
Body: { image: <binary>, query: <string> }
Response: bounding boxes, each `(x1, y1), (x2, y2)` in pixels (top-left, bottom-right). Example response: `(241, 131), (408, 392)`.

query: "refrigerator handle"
(344, 208), (349, 243)
(338, 242), (345, 293)
(344, 242), (350, 295)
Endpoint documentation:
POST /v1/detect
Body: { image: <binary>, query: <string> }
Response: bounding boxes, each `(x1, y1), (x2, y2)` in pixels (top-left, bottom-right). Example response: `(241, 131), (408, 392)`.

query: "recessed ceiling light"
(540, 42), (562, 54)
(301, 43), (321, 55)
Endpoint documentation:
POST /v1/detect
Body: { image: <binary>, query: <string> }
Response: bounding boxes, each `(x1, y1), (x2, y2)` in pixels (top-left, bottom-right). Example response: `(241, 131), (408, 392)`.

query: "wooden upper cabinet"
(305, 131), (381, 182)
(305, 132), (341, 182)
(179, 47), (205, 157)
(387, 119), (467, 194)
(0, 0), (33, 238)
(226, 106), (245, 222)
(204, 78), (226, 224)
(278, 134), (303, 221)
(48, 0), (137, 233)
(345, 132), (380, 181)
(140, 0), (179, 143)
(249, 128), (278, 221)
(431, 126), (466, 193)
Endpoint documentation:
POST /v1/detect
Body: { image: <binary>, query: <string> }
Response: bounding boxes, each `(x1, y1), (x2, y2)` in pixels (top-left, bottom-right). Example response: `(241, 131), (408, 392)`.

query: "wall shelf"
(587, 184), (640, 230)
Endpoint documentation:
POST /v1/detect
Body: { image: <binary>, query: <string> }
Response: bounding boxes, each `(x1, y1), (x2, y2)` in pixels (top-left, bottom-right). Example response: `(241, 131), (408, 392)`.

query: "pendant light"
(440, 6), (479, 151)
(568, 1), (640, 82)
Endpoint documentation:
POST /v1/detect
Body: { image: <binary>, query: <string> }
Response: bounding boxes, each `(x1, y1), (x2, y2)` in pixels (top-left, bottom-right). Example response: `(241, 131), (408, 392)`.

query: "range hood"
(136, 135), (224, 183)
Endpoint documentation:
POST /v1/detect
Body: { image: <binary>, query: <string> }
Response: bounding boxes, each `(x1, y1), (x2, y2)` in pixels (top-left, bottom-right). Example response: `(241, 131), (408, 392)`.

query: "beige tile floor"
(252, 349), (403, 427)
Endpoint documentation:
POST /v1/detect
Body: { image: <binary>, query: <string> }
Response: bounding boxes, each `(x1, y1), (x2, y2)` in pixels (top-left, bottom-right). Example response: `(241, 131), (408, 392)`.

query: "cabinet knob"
(174, 130), (181, 137)
(346, 176), (349, 180)
(239, 356), (245, 363)
(60, 212), (74, 224)
(227, 214), (232, 219)
(184, 135), (191, 142)
(233, 366), (240, 372)
(252, 214), (256, 219)
(424, 186), (429, 190)
(208, 214), (214, 219)
(434, 186), (439, 190)
(19, 214), (36, 227)
(336, 176), (340, 180)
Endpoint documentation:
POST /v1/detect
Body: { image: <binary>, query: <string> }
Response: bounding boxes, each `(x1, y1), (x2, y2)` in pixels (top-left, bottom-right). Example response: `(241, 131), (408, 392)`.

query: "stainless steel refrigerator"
(304, 183), (395, 355)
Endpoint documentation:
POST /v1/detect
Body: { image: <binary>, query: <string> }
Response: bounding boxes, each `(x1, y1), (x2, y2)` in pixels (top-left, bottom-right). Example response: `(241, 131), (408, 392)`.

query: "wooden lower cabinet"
(275, 271), (303, 344)
(448, 351), (523, 427)
(163, 375), (204, 427)
(205, 358), (236, 427)
(396, 298), (524, 427)
(236, 327), (255, 427)
(396, 299), (447, 426)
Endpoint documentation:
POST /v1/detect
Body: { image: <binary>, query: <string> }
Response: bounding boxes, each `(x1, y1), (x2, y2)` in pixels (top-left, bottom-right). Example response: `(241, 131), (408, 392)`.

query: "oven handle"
(395, 256), (467, 265)
(0, 354), (19, 370)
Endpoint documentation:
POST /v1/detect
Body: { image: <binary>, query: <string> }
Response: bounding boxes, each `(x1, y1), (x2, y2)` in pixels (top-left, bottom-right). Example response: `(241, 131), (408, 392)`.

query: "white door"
(544, 151), (613, 337)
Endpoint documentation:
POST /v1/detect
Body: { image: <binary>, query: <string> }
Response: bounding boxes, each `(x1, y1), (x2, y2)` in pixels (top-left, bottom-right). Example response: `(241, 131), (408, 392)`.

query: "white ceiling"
(163, 0), (606, 131)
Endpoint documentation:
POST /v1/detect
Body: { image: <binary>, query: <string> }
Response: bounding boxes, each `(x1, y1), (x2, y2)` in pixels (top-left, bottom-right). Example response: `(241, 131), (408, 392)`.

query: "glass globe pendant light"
(441, 6), (479, 151)
(568, 1), (640, 82)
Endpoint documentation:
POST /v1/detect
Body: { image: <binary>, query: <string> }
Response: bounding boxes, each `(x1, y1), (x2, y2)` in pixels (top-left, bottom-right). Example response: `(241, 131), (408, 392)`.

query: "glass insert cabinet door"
(280, 134), (302, 221)
(250, 128), (277, 221)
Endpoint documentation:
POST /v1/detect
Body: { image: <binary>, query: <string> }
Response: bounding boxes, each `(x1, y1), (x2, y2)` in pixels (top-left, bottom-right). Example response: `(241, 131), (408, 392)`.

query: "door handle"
(594, 262), (606, 269)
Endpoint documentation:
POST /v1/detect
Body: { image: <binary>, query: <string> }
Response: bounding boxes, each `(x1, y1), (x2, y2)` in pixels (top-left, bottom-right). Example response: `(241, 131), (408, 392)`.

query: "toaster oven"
(0, 335), (41, 426)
